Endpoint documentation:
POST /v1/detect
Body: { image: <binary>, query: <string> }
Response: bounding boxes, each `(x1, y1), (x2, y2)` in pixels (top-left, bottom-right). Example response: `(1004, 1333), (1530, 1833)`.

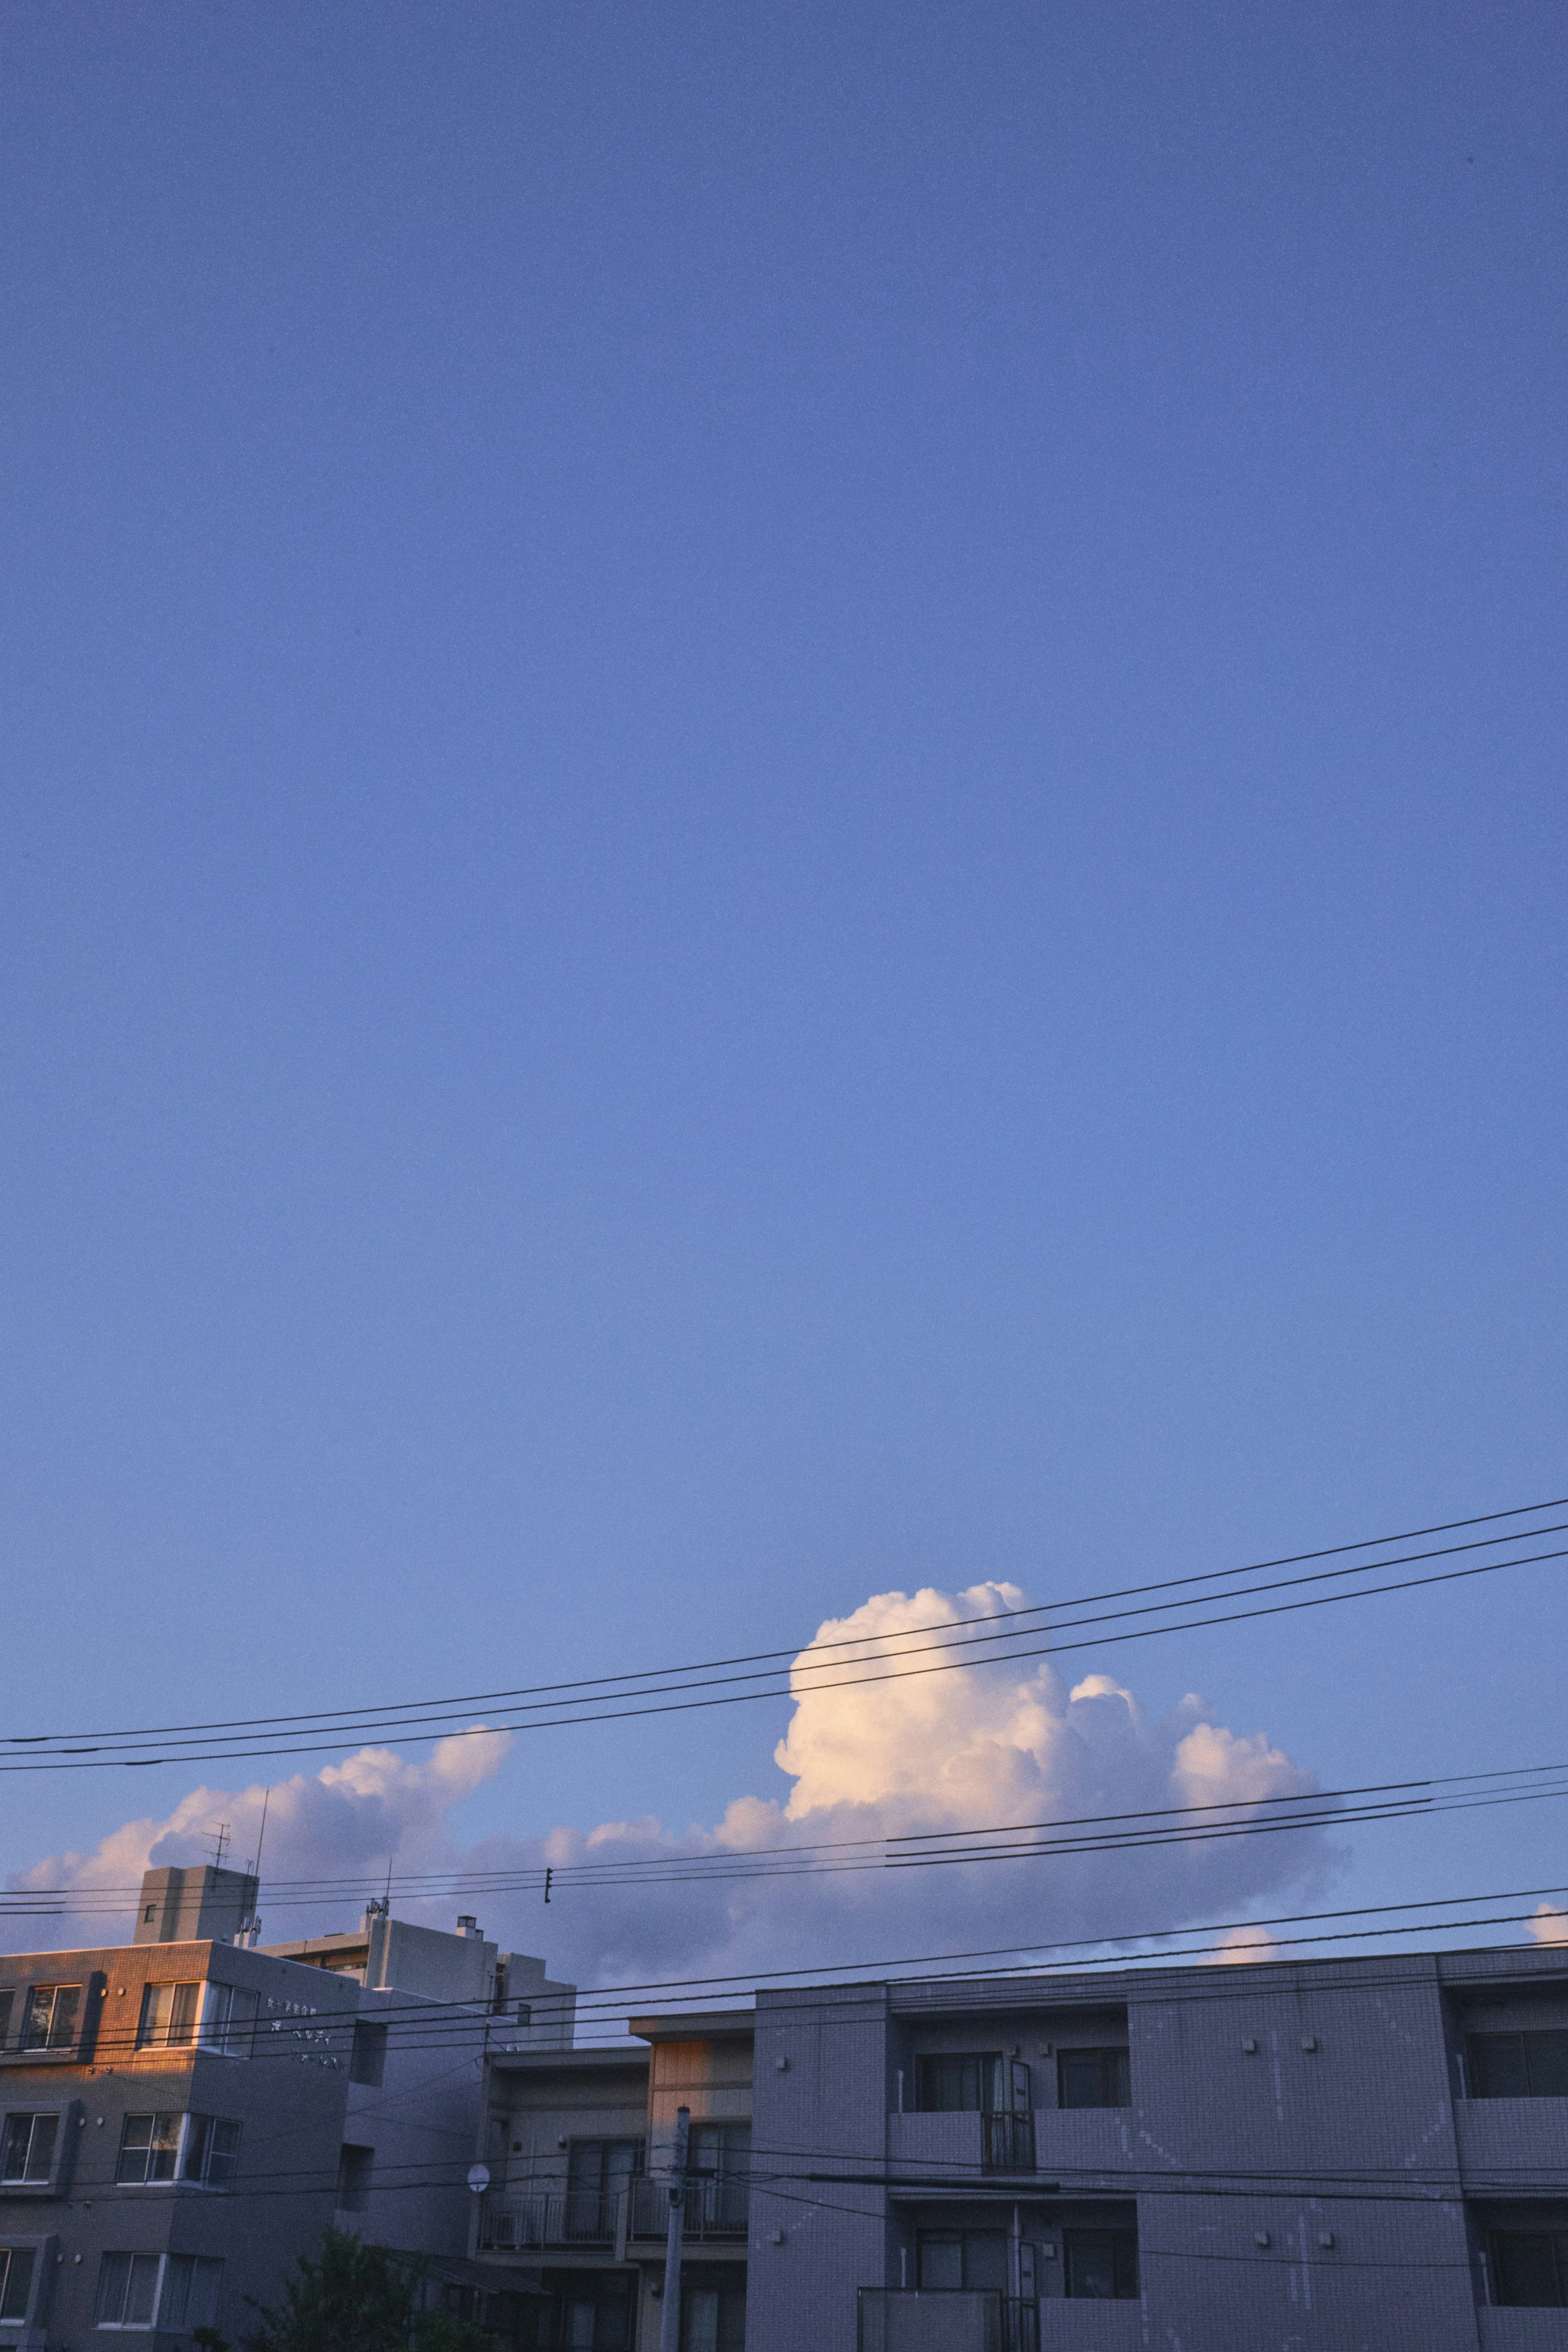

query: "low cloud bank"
(11, 1583), (1336, 1986)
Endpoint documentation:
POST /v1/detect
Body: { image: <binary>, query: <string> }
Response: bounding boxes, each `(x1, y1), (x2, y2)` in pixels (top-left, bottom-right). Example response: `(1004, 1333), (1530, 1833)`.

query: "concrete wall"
(744, 1949), (1568, 2352)
(0, 1938), (357, 2350)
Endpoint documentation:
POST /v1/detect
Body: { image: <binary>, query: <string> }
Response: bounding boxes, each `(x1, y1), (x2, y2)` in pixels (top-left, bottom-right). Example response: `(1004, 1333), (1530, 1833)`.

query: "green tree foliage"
(411, 2314), (495, 2352)
(243, 2230), (488, 2352)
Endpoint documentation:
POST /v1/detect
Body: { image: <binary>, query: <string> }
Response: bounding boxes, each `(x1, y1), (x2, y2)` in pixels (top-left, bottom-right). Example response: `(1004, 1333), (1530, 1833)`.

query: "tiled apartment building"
(469, 2010), (751, 2349)
(0, 1865), (573, 2351)
(460, 1941), (1568, 2351)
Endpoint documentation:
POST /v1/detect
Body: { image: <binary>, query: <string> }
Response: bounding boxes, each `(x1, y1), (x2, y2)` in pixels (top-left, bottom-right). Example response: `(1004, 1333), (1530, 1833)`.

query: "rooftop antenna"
(210, 1822), (230, 1871)
(249, 1789), (271, 1883)
(237, 1790), (271, 1944)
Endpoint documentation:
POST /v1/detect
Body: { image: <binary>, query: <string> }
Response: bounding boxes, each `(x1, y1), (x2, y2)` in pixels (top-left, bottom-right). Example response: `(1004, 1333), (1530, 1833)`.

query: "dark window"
(688, 2123), (749, 2232)
(566, 2138), (644, 2239)
(915, 2053), (1004, 2112)
(680, 2262), (746, 2351)
(529, 2272), (635, 2350)
(116, 2114), (181, 2185)
(183, 2116), (242, 2186)
(1, 2114), (59, 2185)
(95, 2251), (162, 2327)
(1058, 2047), (1131, 2108)
(350, 2020), (388, 2087)
(0, 2248), (36, 2324)
(1492, 2231), (1568, 2307)
(21, 1984), (80, 2051)
(337, 2143), (374, 2213)
(0, 1992), (13, 2049)
(1469, 2032), (1568, 2100)
(1064, 2227), (1139, 2299)
(916, 2230), (1009, 2292)
(159, 2256), (223, 2330)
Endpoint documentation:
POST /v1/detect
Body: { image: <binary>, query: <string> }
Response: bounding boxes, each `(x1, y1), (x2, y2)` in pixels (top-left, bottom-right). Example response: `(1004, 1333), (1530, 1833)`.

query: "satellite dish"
(467, 2164), (491, 2194)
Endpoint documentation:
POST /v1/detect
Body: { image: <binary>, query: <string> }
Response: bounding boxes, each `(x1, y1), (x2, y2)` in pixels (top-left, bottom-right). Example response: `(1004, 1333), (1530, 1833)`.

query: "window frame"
(0, 2235), (53, 2336)
(1489, 2228), (1568, 2308)
(18, 1985), (84, 2056)
(199, 1982), (258, 2059)
(1056, 2046), (1132, 2109)
(1062, 2225), (1140, 2300)
(134, 1981), (202, 2053)
(0, 2105), (72, 2194)
(93, 2250), (225, 2332)
(913, 2052), (1005, 2114)
(915, 2227), (1009, 2293)
(115, 2111), (241, 2190)
(1467, 2029), (1568, 2101)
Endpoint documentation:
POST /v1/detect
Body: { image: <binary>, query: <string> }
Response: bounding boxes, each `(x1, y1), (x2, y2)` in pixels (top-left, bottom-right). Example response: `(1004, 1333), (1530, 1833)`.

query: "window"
(1063, 2228), (1139, 2299)
(136, 1982), (200, 2050)
(143, 1905), (155, 1924)
(337, 2143), (374, 2214)
(679, 2263), (746, 2352)
(689, 2123), (748, 2230)
(1058, 2047), (1131, 2108)
(0, 1994), (13, 2050)
(201, 1982), (258, 2058)
(915, 2054), (1004, 2113)
(159, 2256), (223, 2331)
(916, 2230), (1008, 2292)
(1469, 2032), (1568, 2100)
(350, 2020), (387, 2087)
(0, 2250), (36, 2325)
(183, 2116), (241, 2187)
(0, 2114), (59, 2186)
(96, 2252), (162, 2328)
(565, 2139), (643, 2238)
(117, 2114), (182, 2185)
(116, 2113), (238, 2188)
(1491, 2230), (1568, 2307)
(20, 1985), (80, 2052)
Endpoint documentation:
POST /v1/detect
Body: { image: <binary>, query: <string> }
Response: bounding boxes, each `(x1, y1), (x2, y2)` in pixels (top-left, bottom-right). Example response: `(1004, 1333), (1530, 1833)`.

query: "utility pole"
(657, 2104), (690, 2352)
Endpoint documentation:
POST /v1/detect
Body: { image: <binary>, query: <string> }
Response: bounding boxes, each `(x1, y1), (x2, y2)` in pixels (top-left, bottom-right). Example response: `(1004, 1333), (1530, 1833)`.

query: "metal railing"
(981, 2113), (1036, 2173)
(629, 2172), (749, 2241)
(858, 2291), (1039, 2352)
(477, 2189), (624, 2250)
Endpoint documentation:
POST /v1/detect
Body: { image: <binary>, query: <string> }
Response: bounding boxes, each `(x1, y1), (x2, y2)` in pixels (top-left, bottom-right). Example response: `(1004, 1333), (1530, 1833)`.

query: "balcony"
(477, 2189), (623, 2250)
(857, 2291), (1038, 2352)
(629, 2173), (749, 2243)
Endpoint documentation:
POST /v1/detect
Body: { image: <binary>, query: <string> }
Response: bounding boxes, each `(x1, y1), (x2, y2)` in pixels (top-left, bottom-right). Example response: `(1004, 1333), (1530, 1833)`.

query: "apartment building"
(458, 1940), (1568, 2351)
(0, 1865), (573, 2351)
(468, 2010), (753, 2349)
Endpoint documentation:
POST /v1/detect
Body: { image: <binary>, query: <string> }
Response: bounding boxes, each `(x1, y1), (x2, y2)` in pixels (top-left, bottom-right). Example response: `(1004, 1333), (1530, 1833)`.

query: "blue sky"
(2, 2), (1565, 1949)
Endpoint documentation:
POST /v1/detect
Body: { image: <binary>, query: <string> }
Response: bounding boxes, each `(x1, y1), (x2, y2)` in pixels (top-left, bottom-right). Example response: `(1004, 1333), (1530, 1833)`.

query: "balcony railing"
(858, 2291), (1039, 2352)
(981, 2113), (1036, 2173)
(629, 2173), (749, 2242)
(477, 2189), (623, 2250)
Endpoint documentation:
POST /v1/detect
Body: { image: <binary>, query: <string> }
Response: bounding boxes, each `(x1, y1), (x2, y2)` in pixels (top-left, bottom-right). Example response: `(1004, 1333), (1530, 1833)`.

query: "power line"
(8, 1496), (1564, 1768)
(6, 1530), (1566, 1775)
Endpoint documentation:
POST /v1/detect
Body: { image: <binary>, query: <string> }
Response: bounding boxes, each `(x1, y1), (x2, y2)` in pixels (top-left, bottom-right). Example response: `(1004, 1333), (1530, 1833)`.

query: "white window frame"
(0, 2234), (54, 2338)
(114, 2111), (241, 2189)
(94, 2250), (223, 2332)
(198, 1981), (258, 2059)
(0, 2106), (71, 2194)
(18, 1984), (82, 2055)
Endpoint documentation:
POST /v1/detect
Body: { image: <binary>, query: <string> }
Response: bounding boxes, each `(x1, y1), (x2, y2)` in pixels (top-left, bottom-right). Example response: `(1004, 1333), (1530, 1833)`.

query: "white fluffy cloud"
(10, 1583), (1335, 1990)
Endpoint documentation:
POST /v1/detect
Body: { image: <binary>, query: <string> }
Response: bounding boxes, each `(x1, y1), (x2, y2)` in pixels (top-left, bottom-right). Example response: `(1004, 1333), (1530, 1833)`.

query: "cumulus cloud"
(1207, 1927), (1285, 1965)
(1529, 1904), (1568, 1947)
(10, 1584), (1334, 1988)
